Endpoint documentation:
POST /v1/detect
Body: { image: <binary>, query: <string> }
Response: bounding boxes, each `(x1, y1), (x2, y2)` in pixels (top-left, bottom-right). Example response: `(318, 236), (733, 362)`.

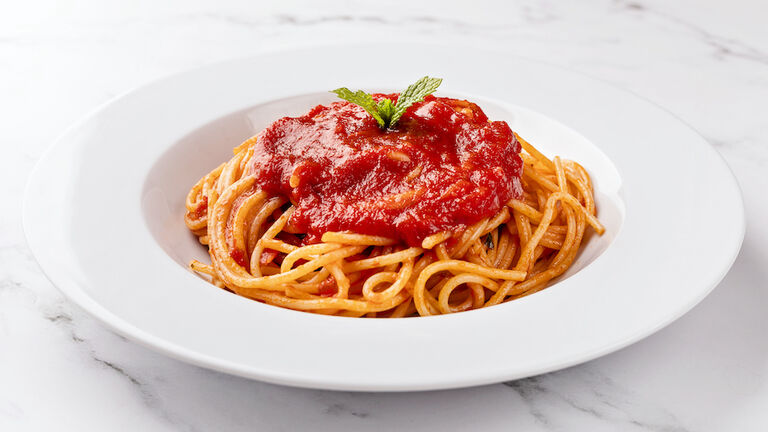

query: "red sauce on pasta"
(246, 94), (523, 246)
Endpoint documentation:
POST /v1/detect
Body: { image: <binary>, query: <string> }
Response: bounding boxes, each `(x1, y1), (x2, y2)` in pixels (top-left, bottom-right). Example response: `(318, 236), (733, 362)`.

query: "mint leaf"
(376, 98), (395, 121)
(330, 76), (442, 129)
(331, 87), (386, 128)
(390, 76), (443, 127)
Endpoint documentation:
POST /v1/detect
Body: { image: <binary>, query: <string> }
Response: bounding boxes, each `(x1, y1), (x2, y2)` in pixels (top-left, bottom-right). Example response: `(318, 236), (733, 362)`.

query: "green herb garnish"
(331, 76), (443, 129)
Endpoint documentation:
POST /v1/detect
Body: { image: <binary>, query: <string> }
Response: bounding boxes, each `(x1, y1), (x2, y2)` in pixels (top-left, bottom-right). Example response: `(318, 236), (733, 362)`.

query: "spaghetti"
(185, 95), (604, 317)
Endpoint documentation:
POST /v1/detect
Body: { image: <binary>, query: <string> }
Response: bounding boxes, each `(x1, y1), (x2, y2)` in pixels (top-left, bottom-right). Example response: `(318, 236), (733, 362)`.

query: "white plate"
(23, 44), (744, 391)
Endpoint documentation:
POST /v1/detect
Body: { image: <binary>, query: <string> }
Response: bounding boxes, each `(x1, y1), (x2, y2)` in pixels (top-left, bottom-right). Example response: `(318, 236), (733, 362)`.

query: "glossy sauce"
(246, 94), (523, 247)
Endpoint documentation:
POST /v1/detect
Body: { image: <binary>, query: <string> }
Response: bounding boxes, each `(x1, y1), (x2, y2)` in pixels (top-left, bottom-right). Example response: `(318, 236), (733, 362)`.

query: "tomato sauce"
(194, 196), (208, 219)
(246, 94), (523, 247)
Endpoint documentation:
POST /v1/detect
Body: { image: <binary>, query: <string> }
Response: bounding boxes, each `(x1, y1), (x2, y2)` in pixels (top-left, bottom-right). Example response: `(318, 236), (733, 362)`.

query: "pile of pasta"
(185, 134), (604, 317)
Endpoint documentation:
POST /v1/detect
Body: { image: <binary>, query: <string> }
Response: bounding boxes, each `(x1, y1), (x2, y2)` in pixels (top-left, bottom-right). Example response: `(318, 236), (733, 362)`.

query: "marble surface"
(2, 0), (767, 430)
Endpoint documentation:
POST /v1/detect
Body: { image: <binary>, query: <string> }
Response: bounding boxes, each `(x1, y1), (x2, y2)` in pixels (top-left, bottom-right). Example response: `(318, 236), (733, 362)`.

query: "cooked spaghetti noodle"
(185, 96), (604, 317)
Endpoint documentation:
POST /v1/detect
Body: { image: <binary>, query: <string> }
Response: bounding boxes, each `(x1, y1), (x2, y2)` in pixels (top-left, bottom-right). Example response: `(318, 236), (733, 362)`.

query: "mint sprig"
(331, 76), (443, 129)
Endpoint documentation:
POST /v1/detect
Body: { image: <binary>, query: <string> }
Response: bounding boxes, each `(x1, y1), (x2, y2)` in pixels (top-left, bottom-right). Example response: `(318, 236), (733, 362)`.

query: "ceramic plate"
(23, 44), (744, 391)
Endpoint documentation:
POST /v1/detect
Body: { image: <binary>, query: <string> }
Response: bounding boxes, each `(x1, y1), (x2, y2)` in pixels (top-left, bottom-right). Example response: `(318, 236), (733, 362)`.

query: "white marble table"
(2, 0), (767, 430)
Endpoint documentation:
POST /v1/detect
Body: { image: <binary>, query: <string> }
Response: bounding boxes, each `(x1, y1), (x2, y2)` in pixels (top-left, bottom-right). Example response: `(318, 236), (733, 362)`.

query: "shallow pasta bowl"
(23, 44), (744, 391)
